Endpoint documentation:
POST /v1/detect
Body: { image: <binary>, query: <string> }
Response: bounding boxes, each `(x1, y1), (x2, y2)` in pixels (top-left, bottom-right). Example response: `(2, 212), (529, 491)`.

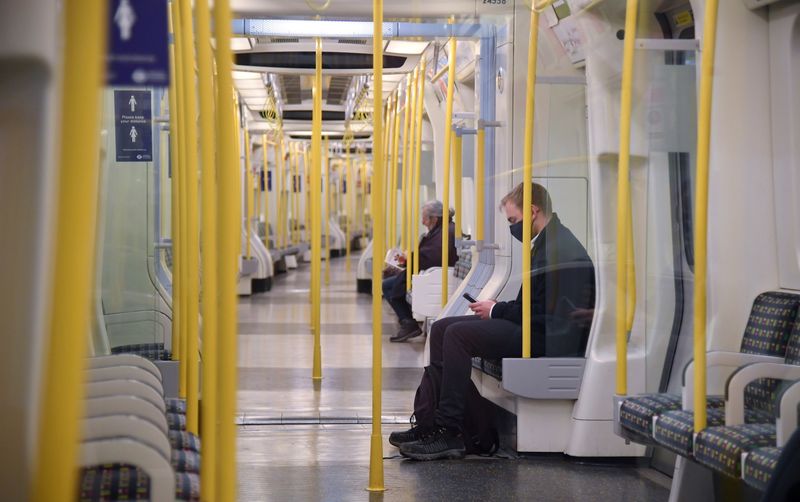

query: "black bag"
(412, 365), (499, 455)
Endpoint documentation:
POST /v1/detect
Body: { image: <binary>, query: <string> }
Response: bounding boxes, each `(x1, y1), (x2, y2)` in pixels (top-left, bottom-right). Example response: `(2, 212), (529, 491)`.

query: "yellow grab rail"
(615, 0), (639, 394)
(304, 145), (311, 243)
(31, 1), (106, 499)
(213, 0), (240, 497)
(245, 128), (253, 258)
(401, 73), (413, 252)
(262, 134), (270, 246)
(312, 36), (323, 380)
(693, 0), (720, 433)
(390, 89), (402, 248)
(178, 0), (201, 435)
(167, 3), (183, 378)
(521, 3), (548, 358)
(346, 151), (353, 272)
(413, 58), (426, 276)
(279, 139), (287, 248)
(195, 0), (219, 496)
(368, 0), (386, 491)
(325, 139), (331, 284)
(405, 67), (418, 288)
(476, 127), (485, 241)
(453, 132), (463, 239)
(171, 0), (188, 395)
(441, 22), (457, 307)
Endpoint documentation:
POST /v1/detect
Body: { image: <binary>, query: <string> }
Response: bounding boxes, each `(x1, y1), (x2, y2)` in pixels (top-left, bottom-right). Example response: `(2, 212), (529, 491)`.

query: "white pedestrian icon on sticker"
(130, 126), (138, 143)
(129, 94), (137, 112)
(114, 0), (137, 41)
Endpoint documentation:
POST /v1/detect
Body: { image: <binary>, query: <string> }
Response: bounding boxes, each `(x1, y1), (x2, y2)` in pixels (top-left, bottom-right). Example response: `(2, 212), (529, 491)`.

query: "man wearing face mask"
(393, 182), (595, 460)
(382, 200), (458, 342)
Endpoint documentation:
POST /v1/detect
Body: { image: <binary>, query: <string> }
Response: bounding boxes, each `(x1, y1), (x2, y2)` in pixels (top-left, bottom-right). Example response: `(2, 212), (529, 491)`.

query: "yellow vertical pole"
(693, 0), (720, 433)
(324, 139), (331, 285)
(521, 5), (542, 358)
(304, 145), (311, 243)
(195, 0), (219, 496)
(361, 155), (368, 236)
(390, 90), (402, 248)
(346, 152), (353, 272)
(368, 0), (386, 490)
(615, 0), (639, 392)
(291, 143), (300, 246)
(401, 73), (413, 253)
(268, 134), (278, 248)
(214, 0), (240, 495)
(405, 68), (418, 290)
(441, 21), (457, 307)
(31, 1), (106, 499)
(167, 3), (183, 377)
(279, 139), (287, 248)
(413, 58), (426, 276)
(178, 0), (201, 435)
(453, 133), (463, 239)
(476, 127), (485, 241)
(171, 0), (187, 396)
(383, 97), (392, 250)
(245, 130), (253, 259)
(312, 37), (323, 381)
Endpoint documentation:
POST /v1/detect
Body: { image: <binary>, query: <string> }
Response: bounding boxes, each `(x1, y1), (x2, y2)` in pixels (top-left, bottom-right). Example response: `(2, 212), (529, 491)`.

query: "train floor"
(236, 252), (672, 501)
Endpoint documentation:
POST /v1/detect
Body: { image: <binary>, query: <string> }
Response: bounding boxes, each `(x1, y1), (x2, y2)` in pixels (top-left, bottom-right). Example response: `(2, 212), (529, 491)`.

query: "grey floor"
(236, 252), (671, 501)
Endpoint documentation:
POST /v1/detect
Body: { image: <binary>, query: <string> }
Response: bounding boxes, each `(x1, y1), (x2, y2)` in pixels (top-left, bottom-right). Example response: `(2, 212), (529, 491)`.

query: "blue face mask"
(509, 221), (523, 242)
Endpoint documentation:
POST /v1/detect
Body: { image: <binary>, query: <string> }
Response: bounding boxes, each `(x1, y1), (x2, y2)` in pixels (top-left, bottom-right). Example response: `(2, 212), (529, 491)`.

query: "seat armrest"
(85, 379), (166, 413)
(81, 414), (171, 460)
(89, 355), (161, 380)
(86, 365), (164, 396)
(724, 362), (800, 425)
(681, 352), (785, 409)
(85, 395), (169, 434)
(81, 438), (174, 502)
(777, 380), (800, 446)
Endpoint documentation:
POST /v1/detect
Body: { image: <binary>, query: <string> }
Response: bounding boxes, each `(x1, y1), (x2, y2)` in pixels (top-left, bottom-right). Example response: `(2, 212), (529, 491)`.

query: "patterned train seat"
(79, 464), (200, 502)
(690, 321), (800, 478)
(619, 292), (800, 440)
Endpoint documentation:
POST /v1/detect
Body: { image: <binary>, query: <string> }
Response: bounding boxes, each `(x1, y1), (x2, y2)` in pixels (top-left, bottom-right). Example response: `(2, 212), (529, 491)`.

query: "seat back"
(742, 293), (800, 415)
(739, 292), (800, 356)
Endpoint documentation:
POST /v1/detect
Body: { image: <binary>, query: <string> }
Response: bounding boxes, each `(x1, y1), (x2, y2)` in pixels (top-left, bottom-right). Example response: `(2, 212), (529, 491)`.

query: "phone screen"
(463, 293), (477, 303)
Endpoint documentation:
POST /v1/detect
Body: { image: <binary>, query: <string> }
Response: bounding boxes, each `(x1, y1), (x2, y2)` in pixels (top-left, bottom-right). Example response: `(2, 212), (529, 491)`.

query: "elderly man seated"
(382, 200), (457, 342)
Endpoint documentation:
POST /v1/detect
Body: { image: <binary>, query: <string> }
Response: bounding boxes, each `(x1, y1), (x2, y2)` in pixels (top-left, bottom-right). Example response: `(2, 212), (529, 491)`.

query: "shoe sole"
(389, 329), (423, 343)
(399, 448), (466, 461)
(388, 437), (414, 447)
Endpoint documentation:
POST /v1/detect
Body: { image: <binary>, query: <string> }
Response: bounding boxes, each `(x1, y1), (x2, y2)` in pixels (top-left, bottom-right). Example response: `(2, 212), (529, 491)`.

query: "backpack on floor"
(412, 364), (500, 455)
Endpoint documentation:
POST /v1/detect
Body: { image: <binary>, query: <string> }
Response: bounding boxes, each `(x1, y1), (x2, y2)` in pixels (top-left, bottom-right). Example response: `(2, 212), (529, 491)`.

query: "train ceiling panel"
(232, 0), (480, 19)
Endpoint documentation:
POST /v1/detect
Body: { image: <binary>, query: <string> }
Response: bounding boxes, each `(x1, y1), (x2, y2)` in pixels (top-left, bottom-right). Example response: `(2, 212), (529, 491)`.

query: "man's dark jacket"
(490, 214), (596, 357)
(387, 220), (457, 298)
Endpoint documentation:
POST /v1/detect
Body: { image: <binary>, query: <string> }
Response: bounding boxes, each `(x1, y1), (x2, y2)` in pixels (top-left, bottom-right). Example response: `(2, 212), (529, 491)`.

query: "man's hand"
(469, 300), (496, 320)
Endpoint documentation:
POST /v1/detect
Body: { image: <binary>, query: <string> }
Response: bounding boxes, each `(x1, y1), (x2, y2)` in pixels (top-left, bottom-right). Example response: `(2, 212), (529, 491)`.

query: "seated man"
(382, 200), (457, 342)
(392, 182), (595, 459)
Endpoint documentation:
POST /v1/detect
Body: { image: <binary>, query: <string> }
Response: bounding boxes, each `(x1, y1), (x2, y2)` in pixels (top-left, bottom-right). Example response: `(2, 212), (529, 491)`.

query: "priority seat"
(79, 463), (200, 502)
(618, 291), (800, 442)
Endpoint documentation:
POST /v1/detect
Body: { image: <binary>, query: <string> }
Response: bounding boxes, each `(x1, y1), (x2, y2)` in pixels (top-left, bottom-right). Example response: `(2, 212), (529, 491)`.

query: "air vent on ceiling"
(338, 39), (368, 45)
(235, 52), (407, 70)
(270, 37), (300, 44)
(281, 110), (346, 121)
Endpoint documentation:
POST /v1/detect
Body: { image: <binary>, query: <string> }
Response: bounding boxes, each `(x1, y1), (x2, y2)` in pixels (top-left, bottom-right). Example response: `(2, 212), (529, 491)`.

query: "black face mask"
(509, 221), (523, 242)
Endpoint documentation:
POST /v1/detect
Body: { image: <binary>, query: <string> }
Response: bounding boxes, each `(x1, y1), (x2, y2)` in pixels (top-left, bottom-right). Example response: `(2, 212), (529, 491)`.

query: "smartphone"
(463, 293), (477, 303)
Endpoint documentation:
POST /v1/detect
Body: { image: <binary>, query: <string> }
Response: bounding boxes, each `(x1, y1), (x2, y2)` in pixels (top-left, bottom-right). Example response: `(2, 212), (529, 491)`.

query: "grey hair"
(422, 200), (444, 218)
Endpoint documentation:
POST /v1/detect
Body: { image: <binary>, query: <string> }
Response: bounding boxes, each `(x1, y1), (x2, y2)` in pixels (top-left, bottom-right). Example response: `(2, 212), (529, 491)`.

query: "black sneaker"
(399, 427), (466, 460)
(390, 319), (422, 342)
(388, 424), (432, 447)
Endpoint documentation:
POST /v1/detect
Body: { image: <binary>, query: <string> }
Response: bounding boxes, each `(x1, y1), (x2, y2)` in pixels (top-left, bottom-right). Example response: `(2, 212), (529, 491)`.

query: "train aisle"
(236, 253), (671, 501)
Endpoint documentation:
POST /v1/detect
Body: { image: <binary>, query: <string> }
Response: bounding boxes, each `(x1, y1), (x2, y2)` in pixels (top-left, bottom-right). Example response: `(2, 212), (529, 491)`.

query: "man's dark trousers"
(429, 315), (522, 431)
(382, 274), (413, 321)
